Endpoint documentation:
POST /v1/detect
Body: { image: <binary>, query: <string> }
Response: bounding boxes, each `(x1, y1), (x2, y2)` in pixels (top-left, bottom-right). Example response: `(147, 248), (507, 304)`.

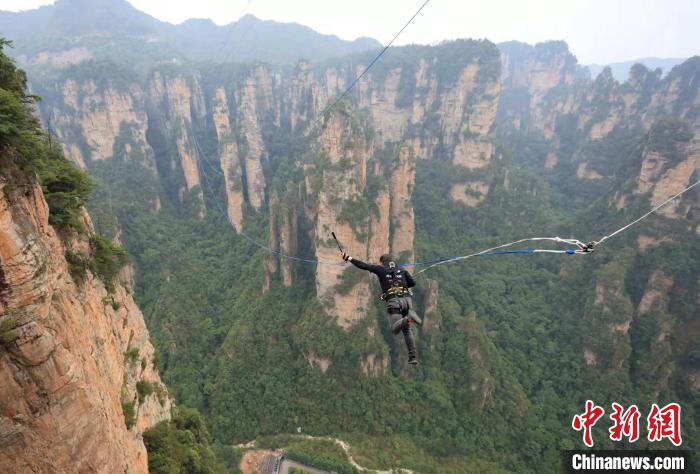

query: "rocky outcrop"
(313, 111), (373, 329)
(289, 60), (319, 131)
(235, 66), (274, 210)
(638, 271), (674, 315)
(447, 64), (499, 170)
(389, 147), (415, 261)
(306, 351), (331, 373)
(263, 190), (299, 291)
(360, 67), (412, 143)
(19, 47), (92, 68)
(361, 353), (388, 377)
(279, 202), (298, 288)
(498, 44), (698, 188)
(52, 79), (156, 172)
(635, 128), (699, 219)
(423, 279), (439, 321)
(450, 181), (490, 207)
(637, 235), (674, 251)
(148, 72), (204, 198)
(212, 87), (244, 231)
(649, 144), (699, 219)
(0, 170), (170, 473)
(499, 41), (584, 139)
(633, 270), (677, 390)
(582, 259), (635, 375)
(576, 162), (603, 180)
(423, 279), (441, 348)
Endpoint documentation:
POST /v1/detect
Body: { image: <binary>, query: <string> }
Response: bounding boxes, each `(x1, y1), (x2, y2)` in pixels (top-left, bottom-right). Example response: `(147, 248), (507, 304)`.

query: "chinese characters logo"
(572, 400), (682, 447)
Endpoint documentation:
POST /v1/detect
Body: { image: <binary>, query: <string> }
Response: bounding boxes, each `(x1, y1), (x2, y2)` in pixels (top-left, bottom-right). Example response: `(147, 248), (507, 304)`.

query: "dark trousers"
(386, 296), (417, 359)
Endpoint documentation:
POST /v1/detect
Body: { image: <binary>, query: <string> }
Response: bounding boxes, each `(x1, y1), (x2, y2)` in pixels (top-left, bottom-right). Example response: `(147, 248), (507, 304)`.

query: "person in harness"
(342, 252), (422, 365)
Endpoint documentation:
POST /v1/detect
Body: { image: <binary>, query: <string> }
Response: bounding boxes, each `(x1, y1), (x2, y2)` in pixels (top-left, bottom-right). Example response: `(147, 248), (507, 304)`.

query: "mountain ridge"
(0, 0), (382, 65)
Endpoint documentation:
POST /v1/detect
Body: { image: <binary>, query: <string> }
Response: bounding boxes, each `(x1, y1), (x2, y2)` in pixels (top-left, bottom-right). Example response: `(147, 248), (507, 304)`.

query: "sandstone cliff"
(497, 43), (699, 187)
(0, 166), (171, 473)
(212, 86), (244, 232)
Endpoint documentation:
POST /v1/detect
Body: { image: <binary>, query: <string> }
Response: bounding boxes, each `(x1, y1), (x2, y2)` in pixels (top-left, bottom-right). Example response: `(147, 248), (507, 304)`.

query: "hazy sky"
(1, 0), (698, 64)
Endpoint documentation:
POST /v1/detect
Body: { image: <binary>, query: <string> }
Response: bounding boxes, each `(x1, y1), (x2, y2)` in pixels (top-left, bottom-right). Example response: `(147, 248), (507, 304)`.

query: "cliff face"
(18, 32), (699, 465)
(313, 110), (375, 329)
(148, 72), (205, 202)
(569, 106), (698, 396)
(499, 41), (584, 140)
(0, 168), (170, 473)
(212, 86), (244, 231)
(284, 44), (500, 327)
(498, 43), (699, 187)
(53, 79), (155, 168)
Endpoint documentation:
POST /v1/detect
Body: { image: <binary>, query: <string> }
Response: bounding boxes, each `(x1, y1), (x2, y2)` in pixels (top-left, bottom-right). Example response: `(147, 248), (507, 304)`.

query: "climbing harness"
(380, 286), (413, 301)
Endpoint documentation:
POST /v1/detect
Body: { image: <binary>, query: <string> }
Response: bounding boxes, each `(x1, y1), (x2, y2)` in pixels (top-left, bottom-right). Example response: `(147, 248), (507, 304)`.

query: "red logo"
(572, 401), (682, 447)
(609, 403), (640, 443)
(647, 403), (682, 446)
(572, 400), (605, 447)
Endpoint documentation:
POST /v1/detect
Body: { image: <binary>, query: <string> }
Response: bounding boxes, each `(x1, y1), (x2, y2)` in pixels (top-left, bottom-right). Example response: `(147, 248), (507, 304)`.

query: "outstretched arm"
(342, 253), (382, 275)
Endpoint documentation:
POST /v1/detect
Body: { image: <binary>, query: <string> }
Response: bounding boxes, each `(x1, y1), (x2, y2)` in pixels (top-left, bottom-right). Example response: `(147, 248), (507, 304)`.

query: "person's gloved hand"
(341, 252), (351, 262)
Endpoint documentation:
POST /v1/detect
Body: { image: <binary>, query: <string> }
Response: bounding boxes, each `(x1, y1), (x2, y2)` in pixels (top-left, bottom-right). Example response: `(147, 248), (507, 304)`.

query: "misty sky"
(1, 0), (698, 64)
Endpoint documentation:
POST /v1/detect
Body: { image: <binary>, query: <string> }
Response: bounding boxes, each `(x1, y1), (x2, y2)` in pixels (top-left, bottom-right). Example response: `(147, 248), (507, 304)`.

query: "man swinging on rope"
(341, 252), (422, 365)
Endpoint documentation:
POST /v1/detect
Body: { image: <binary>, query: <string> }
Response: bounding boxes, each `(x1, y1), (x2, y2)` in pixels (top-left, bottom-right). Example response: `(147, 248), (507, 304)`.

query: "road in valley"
(278, 458), (329, 474)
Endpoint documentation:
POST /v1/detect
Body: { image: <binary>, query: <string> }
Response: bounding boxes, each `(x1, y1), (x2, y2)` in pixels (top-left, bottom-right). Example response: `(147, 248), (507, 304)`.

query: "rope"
(216, 0), (254, 63)
(307, 0), (431, 135)
(597, 178), (700, 245)
(195, 115), (698, 273)
(414, 237), (586, 274)
(414, 177), (700, 274)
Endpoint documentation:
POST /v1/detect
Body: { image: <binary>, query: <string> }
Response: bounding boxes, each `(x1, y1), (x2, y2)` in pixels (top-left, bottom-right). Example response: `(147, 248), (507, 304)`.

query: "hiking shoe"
(408, 357), (419, 365)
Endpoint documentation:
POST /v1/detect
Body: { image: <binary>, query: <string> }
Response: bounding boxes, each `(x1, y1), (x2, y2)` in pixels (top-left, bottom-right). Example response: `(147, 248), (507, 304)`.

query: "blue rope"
(478, 249), (536, 256)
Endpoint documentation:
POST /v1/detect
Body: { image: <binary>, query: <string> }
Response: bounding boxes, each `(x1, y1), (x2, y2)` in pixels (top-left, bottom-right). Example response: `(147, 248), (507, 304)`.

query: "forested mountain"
(0, 0), (381, 67)
(2, 1), (698, 472)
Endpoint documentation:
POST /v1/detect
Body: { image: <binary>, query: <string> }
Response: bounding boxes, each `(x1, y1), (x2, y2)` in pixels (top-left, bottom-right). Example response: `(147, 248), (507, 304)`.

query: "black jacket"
(349, 257), (416, 293)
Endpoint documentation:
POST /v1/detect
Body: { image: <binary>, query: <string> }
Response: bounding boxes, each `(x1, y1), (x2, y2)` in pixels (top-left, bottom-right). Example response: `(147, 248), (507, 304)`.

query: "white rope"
(415, 237), (585, 274)
(416, 177), (699, 275)
(597, 178), (700, 244)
